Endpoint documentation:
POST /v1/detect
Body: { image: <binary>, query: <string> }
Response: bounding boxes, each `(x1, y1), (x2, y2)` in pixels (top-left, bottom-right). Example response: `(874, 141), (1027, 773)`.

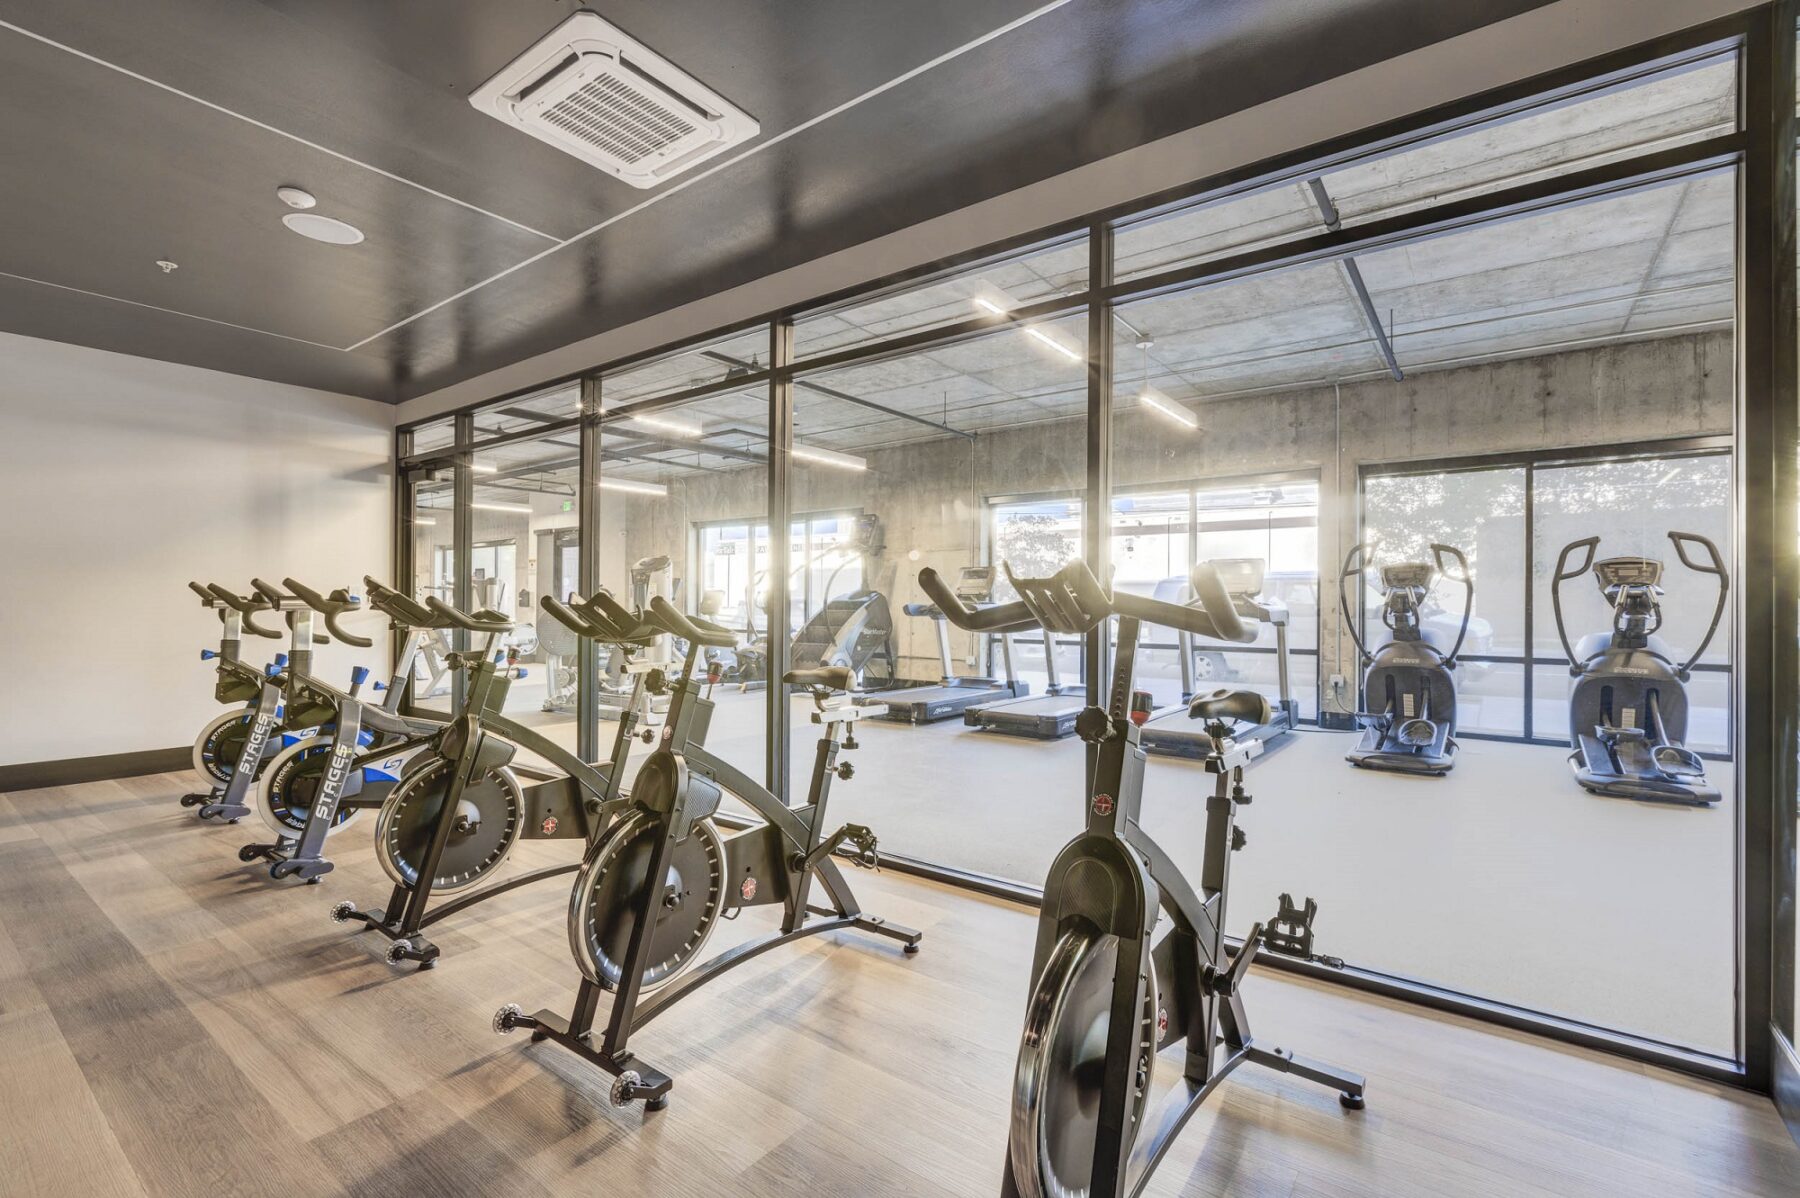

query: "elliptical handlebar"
(1549, 536), (1599, 672)
(1429, 543), (1474, 666)
(919, 560), (1251, 642)
(362, 576), (442, 629)
(282, 577), (374, 648)
(1668, 530), (1729, 679)
(424, 595), (515, 635)
(1336, 542), (1375, 663)
(540, 595), (604, 642)
(203, 583), (283, 639)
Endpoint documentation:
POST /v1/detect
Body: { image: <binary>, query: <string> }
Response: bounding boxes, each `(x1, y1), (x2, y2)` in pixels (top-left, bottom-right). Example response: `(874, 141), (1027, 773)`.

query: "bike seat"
(783, 666), (854, 693)
(1188, 688), (1272, 725)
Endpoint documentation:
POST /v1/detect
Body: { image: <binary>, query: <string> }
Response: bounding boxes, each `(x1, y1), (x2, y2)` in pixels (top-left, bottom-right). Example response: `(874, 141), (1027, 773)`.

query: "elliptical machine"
(1549, 530), (1728, 806)
(921, 560), (1363, 1198)
(1338, 542), (1473, 775)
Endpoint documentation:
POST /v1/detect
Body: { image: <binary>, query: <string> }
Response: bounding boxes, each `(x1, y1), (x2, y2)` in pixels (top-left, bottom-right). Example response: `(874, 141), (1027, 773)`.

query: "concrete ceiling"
(0, 0), (1560, 402)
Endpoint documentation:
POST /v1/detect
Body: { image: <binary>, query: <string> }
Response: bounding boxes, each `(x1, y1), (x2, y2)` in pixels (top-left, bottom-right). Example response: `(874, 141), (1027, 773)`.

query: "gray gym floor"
(471, 681), (1737, 1057)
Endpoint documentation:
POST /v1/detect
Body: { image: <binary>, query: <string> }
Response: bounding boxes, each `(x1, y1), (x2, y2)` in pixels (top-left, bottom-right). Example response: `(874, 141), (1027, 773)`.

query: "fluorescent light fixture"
(622, 412), (703, 438)
(791, 443), (867, 472)
(1138, 387), (1197, 431)
(470, 461), (498, 475)
(413, 516), (437, 526)
(472, 500), (532, 514)
(972, 294), (1081, 362)
(599, 477), (670, 497)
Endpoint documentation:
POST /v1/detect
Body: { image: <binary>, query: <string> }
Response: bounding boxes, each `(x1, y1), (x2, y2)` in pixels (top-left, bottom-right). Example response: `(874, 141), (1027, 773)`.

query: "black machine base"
(329, 862), (586, 969)
(496, 912), (922, 1111)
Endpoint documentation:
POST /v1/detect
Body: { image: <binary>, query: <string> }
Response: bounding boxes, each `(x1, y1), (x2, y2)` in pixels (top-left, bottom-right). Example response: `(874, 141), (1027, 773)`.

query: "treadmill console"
(1594, 556), (1662, 589)
(956, 565), (998, 603)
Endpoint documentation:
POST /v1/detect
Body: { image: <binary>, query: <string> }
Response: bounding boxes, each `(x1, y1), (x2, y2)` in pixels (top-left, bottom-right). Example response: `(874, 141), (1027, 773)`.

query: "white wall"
(0, 332), (394, 766)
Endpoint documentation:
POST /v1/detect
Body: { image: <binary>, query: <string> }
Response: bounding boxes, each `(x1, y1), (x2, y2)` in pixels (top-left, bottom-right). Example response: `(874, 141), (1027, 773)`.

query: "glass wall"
(789, 309), (1088, 885)
(394, 26), (1796, 1074)
(597, 379), (770, 798)
(403, 463), (456, 716)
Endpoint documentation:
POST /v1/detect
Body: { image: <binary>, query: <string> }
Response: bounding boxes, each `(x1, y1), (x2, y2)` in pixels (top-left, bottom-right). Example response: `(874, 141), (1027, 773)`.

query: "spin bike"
(1549, 531), (1728, 805)
(491, 595), (921, 1112)
(236, 578), (482, 882)
(331, 586), (662, 967)
(182, 580), (380, 822)
(921, 560), (1364, 1198)
(1338, 542), (1473, 775)
(186, 581), (291, 789)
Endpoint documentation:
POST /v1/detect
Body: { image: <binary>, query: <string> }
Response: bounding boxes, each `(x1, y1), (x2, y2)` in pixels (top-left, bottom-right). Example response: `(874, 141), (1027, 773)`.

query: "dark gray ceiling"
(0, 0), (1557, 402)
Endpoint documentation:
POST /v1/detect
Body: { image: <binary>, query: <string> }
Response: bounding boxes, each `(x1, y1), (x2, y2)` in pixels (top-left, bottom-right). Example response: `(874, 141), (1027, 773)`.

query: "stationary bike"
(183, 580), (378, 823)
(237, 578), (477, 882)
(331, 585), (668, 967)
(1549, 530), (1728, 806)
(921, 560), (1364, 1198)
(186, 581), (290, 789)
(1338, 542), (1473, 775)
(491, 594), (921, 1112)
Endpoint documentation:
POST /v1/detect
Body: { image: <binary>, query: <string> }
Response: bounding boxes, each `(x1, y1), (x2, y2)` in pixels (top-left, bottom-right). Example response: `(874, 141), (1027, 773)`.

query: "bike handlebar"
(203, 583), (283, 638)
(282, 577), (373, 648)
(362, 577), (442, 629)
(919, 560), (1252, 642)
(649, 596), (739, 648)
(424, 595), (515, 635)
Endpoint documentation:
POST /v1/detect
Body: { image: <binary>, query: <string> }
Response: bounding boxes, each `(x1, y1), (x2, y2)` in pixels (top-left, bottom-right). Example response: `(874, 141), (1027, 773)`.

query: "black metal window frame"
(1357, 436), (1736, 756)
(392, 8), (1799, 1095)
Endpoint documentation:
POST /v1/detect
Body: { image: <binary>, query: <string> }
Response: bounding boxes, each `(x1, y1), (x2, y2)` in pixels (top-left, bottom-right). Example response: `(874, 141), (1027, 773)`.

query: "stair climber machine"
(730, 513), (895, 691)
(865, 564), (1027, 723)
(237, 578), (502, 882)
(1337, 543), (1473, 776)
(963, 626), (1085, 739)
(918, 559), (1363, 1198)
(1549, 531), (1728, 805)
(181, 580), (404, 822)
(1139, 558), (1298, 758)
(490, 595), (920, 1110)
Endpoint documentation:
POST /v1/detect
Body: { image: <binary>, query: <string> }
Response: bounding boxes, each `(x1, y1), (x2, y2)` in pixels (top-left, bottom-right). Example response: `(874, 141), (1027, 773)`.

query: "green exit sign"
(562, 500), (573, 512)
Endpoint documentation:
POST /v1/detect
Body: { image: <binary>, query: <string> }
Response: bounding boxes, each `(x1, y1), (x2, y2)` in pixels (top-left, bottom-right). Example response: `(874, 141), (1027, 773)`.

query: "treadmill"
(962, 627), (1085, 739)
(1139, 558), (1299, 759)
(864, 565), (1027, 724)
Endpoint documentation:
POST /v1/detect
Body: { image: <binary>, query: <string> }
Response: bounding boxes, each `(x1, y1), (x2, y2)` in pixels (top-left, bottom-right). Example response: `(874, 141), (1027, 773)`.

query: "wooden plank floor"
(0, 771), (1795, 1198)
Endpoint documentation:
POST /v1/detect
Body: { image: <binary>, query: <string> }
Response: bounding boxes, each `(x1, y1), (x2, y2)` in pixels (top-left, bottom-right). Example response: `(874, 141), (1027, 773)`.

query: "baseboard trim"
(1777, 1025), (1800, 1151)
(0, 747), (190, 792)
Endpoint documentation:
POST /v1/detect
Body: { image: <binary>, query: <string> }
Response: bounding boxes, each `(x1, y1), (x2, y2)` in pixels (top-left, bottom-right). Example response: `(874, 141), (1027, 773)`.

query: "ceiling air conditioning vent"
(470, 12), (758, 189)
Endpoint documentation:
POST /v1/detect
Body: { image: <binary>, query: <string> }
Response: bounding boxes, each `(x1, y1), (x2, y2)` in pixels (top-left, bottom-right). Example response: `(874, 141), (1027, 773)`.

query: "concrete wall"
(596, 330), (1731, 705)
(0, 332), (393, 767)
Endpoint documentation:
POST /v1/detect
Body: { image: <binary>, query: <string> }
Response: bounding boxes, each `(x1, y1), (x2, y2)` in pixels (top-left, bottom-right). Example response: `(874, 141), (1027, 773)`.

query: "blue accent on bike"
(265, 663), (279, 676)
(373, 681), (387, 692)
(517, 668), (529, 679)
(201, 649), (217, 661)
(276, 653), (289, 666)
(363, 767), (399, 783)
(281, 733), (302, 749)
(352, 665), (370, 686)
(356, 729), (375, 747)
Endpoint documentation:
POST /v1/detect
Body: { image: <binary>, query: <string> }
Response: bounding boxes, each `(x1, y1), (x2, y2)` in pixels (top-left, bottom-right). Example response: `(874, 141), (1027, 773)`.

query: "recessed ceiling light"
(276, 185), (317, 210)
(282, 212), (365, 246)
(155, 259), (179, 274)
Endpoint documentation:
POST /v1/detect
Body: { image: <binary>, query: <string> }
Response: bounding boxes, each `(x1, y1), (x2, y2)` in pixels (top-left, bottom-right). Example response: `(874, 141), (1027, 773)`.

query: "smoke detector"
(469, 12), (758, 189)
